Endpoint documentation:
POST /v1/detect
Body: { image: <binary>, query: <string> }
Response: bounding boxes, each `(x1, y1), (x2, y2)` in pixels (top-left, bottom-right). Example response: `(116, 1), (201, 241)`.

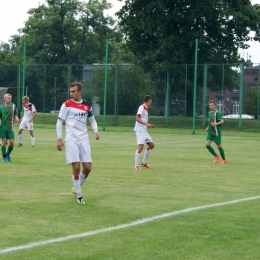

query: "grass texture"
(0, 125), (259, 260)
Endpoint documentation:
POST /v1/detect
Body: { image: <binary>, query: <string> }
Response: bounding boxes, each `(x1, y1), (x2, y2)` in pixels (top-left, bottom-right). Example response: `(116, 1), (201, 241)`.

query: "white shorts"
(135, 131), (153, 145)
(19, 119), (33, 131)
(65, 139), (92, 164)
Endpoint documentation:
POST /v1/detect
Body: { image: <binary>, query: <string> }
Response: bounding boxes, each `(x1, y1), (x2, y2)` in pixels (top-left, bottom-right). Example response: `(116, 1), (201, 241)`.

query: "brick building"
(207, 88), (239, 115)
(244, 65), (260, 86)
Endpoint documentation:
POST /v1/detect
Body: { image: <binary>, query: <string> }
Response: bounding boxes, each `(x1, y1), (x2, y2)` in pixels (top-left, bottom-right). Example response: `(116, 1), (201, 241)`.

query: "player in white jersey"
(134, 95), (155, 170)
(56, 82), (100, 205)
(18, 96), (37, 147)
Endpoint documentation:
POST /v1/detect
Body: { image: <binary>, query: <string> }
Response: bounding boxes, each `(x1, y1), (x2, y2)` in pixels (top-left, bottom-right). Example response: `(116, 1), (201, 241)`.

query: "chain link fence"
(0, 42), (260, 130)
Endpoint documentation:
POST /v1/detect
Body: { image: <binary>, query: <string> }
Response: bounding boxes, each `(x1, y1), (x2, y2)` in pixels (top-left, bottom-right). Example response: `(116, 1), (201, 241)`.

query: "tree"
(117, 0), (260, 65)
(117, 0), (260, 116)
(21, 0), (119, 64)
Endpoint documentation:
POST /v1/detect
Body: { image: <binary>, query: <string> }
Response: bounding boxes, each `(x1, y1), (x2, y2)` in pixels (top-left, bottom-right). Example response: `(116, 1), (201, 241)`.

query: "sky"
(0, 0), (259, 64)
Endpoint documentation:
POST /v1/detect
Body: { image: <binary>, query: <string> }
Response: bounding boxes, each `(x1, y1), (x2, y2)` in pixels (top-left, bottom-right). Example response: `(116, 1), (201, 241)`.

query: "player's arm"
(56, 118), (64, 150)
(136, 114), (155, 128)
(88, 112), (100, 140)
(14, 107), (20, 122)
(15, 115), (20, 123)
(211, 113), (224, 126)
(30, 111), (37, 122)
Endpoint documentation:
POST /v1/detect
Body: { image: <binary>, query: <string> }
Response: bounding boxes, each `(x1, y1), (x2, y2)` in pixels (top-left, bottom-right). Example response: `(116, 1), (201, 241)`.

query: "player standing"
(56, 82), (100, 204)
(18, 96), (37, 147)
(134, 95), (155, 170)
(205, 100), (226, 164)
(0, 94), (20, 162)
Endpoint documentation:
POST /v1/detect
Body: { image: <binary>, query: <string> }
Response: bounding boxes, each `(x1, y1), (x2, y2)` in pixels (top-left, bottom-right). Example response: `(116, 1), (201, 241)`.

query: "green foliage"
(244, 87), (260, 118)
(117, 0), (260, 65)
(20, 0), (119, 64)
(82, 64), (155, 115)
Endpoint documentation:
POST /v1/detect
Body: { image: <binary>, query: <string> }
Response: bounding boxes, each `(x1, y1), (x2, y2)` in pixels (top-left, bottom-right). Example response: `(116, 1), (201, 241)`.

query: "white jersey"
(134, 104), (148, 132)
(23, 103), (36, 120)
(58, 99), (94, 141)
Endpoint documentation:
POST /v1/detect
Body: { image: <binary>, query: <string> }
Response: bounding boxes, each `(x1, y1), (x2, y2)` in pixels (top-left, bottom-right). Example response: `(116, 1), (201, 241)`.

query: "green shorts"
(206, 134), (221, 144)
(0, 130), (15, 139)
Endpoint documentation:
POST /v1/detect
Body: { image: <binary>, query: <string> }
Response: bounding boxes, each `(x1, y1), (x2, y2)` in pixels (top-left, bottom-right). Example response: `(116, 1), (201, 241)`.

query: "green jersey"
(207, 109), (222, 137)
(0, 103), (17, 132)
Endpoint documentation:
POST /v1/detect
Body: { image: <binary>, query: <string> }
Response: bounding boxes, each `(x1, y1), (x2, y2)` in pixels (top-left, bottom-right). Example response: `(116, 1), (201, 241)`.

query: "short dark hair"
(209, 100), (216, 105)
(70, 82), (83, 91)
(143, 95), (152, 103)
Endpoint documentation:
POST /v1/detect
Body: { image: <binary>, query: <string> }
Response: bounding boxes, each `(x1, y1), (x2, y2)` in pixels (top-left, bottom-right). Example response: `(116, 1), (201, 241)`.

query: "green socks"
(1, 145), (6, 157)
(206, 145), (218, 156)
(218, 147), (225, 160)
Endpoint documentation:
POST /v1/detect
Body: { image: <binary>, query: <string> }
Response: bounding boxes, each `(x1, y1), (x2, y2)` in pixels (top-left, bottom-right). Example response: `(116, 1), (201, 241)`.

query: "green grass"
(0, 125), (259, 259)
(34, 112), (260, 130)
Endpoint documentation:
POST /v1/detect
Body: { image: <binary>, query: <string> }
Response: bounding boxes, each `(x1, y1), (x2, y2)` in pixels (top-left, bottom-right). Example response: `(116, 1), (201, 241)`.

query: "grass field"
(0, 125), (259, 260)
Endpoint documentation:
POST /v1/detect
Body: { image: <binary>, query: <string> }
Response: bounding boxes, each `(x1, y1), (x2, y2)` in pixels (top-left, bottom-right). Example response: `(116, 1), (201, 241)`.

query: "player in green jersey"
(205, 100), (226, 164)
(0, 94), (20, 162)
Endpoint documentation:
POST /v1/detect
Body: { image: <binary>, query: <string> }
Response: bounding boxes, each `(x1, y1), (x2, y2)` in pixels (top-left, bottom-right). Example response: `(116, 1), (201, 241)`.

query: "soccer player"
(0, 94), (20, 162)
(134, 95), (155, 170)
(205, 100), (226, 164)
(18, 96), (37, 147)
(56, 82), (100, 205)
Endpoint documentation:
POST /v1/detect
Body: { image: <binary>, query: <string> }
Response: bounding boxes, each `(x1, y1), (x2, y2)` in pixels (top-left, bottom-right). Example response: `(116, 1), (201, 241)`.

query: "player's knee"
(150, 143), (154, 149)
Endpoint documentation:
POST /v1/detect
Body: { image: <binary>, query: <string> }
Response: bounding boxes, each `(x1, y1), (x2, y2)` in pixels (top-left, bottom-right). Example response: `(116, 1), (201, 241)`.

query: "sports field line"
(1, 195), (260, 255)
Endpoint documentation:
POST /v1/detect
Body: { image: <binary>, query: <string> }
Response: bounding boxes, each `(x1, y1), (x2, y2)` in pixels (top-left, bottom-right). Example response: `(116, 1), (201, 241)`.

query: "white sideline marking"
(1, 195), (260, 255)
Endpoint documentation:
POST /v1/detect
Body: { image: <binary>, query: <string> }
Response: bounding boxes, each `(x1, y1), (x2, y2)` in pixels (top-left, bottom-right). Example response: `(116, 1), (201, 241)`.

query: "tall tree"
(117, 0), (260, 65)
(21, 0), (118, 64)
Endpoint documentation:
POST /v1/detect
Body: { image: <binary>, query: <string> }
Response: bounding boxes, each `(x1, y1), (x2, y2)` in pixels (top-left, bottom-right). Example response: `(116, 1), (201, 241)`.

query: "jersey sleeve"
(32, 104), (37, 113)
(136, 105), (143, 116)
(87, 109), (94, 118)
(58, 103), (68, 121)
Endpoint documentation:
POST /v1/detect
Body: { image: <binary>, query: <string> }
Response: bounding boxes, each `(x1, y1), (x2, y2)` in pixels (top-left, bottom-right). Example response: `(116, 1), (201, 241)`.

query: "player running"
(205, 100), (226, 164)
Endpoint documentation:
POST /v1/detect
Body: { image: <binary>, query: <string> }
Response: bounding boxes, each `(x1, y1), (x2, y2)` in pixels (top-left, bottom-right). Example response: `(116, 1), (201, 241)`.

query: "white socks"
(72, 175), (81, 198)
(72, 173), (87, 198)
(18, 134), (35, 146)
(142, 149), (151, 164)
(31, 136), (35, 146)
(79, 172), (86, 186)
(135, 150), (141, 166)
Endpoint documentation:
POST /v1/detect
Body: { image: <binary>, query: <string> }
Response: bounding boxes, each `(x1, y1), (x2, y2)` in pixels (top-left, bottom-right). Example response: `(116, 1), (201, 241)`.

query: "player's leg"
(28, 121), (35, 147)
(141, 133), (154, 168)
(29, 130), (35, 147)
(71, 162), (85, 204)
(135, 143), (144, 170)
(205, 138), (219, 163)
(134, 131), (145, 170)
(1, 134), (7, 162)
(66, 140), (84, 204)
(217, 143), (226, 163)
(18, 120), (26, 147)
(79, 139), (92, 187)
(80, 162), (92, 186)
(6, 132), (15, 162)
(70, 140), (92, 204)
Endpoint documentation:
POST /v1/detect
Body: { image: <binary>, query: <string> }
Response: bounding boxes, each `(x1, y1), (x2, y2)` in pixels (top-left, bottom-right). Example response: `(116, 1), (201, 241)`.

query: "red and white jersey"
(23, 103), (36, 120)
(134, 104), (148, 132)
(58, 99), (93, 141)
